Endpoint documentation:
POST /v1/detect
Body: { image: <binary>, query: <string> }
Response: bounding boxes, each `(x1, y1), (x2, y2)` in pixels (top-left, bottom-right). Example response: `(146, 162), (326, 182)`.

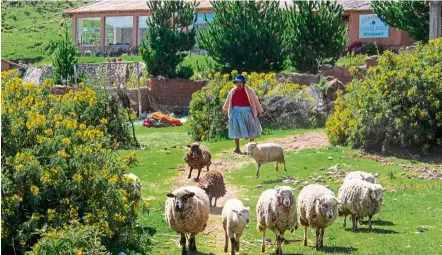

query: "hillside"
(1, 1), (85, 62)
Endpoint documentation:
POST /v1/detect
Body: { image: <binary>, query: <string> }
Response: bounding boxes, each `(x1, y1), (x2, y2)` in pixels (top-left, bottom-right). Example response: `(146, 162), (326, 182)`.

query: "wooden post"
(72, 16), (77, 43)
(429, 1), (442, 39)
(100, 16), (106, 50)
(137, 62), (142, 119)
(133, 15), (138, 47)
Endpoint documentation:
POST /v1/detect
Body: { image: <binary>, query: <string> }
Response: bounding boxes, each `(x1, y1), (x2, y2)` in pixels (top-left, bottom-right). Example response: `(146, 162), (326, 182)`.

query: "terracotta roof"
(65, 0), (371, 15)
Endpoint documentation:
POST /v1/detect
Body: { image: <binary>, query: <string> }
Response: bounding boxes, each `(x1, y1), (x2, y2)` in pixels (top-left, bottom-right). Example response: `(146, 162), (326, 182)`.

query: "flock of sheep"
(131, 141), (385, 255)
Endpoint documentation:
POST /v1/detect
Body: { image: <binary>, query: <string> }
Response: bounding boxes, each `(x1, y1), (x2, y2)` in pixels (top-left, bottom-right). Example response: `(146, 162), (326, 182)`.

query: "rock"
(171, 145), (177, 148)
(418, 176), (425, 180)
(320, 167), (325, 171)
(373, 173), (379, 177)
(292, 144), (299, 150)
(255, 185), (263, 189)
(302, 181), (309, 186)
(328, 164), (339, 171)
(328, 156), (333, 160)
(166, 151), (171, 154)
(390, 189), (397, 193)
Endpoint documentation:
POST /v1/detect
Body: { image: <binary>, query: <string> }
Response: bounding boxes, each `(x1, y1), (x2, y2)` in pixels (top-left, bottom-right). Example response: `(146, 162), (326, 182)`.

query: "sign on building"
(359, 14), (389, 38)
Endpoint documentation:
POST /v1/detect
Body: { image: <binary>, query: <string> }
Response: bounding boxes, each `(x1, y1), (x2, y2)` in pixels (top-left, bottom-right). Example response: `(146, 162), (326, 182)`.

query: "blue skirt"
(228, 106), (262, 139)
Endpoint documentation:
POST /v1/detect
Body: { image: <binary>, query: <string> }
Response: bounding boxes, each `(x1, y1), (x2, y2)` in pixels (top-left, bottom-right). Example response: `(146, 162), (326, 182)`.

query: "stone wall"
(78, 46), (138, 57)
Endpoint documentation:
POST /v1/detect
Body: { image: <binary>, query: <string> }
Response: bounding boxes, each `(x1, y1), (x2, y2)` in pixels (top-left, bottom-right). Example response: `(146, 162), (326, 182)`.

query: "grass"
(335, 54), (368, 67)
(117, 126), (442, 255)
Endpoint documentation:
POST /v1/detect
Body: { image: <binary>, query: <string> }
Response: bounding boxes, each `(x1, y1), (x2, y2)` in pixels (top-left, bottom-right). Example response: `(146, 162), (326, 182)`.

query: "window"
(138, 16), (148, 45)
(76, 17), (101, 46)
(105, 16), (133, 46)
(195, 13), (214, 31)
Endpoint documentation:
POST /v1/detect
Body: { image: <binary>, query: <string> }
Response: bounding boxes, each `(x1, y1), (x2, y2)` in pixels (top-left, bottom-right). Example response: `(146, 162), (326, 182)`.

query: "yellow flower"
(13, 194), (23, 202)
(58, 149), (68, 158)
(47, 209), (56, 221)
(61, 137), (71, 145)
(72, 173), (83, 183)
(31, 213), (39, 221)
(75, 249), (83, 255)
(79, 123), (86, 130)
(15, 164), (24, 172)
(109, 174), (118, 184)
(44, 129), (53, 136)
(20, 241), (26, 246)
(30, 185), (39, 196)
(100, 118), (108, 125)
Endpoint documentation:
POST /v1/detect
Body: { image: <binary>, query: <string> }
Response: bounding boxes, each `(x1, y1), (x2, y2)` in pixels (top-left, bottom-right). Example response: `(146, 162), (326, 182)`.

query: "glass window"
(138, 16), (148, 45)
(195, 13), (214, 31)
(105, 16), (133, 46)
(76, 17), (101, 46)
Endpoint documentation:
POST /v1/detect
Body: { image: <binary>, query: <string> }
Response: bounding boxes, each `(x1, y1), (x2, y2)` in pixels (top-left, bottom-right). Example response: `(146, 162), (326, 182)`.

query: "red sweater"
(231, 87), (251, 107)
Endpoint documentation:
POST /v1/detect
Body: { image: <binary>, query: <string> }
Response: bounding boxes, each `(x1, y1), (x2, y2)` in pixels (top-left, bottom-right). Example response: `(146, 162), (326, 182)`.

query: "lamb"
(344, 171), (376, 184)
(340, 171), (376, 227)
(222, 199), (250, 255)
(337, 179), (383, 231)
(197, 170), (227, 207)
(256, 186), (297, 255)
(123, 173), (141, 191)
(297, 184), (339, 251)
(165, 186), (210, 254)
(246, 142), (287, 178)
(184, 143), (212, 180)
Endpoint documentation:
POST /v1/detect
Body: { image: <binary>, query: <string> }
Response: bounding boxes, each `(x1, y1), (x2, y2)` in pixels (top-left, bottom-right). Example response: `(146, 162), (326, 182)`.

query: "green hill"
(1, 1), (85, 62)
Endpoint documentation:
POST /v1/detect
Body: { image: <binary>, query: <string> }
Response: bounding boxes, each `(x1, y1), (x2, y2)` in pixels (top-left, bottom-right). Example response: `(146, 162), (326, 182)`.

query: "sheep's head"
(316, 195), (339, 222)
(166, 190), (195, 212)
(187, 143), (203, 157)
(275, 186), (295, 209)
(246, 142), (258, 155)
(201, 183), (211, 196)
(232, 207), (250, 224)
(370, 185), (383, 205)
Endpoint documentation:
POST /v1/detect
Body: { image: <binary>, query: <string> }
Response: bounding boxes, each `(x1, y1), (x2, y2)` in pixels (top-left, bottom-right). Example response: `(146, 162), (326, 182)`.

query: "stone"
(325, 78), (346, 102)
(328, 156), (333, 160)
(292, 144), (299, 150)
(255, 185), (263, 189)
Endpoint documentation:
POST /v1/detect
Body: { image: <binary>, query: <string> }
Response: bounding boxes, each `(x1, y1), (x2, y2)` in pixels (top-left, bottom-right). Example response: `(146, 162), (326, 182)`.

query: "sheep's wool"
(338, 179), (383, 219)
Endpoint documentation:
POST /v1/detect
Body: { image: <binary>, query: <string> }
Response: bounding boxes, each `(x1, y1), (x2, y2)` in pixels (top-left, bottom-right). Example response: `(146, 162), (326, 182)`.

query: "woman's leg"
(249, 137), (254, 142)
(234, 139), (240, 153)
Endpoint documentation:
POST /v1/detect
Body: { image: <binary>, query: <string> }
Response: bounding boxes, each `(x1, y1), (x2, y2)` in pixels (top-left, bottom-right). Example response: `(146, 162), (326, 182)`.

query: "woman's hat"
(233, 74), (246, 83)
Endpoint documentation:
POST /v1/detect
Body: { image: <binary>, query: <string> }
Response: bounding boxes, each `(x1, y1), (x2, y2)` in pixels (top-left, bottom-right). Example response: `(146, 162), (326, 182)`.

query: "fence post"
(137, 62), (142, 119)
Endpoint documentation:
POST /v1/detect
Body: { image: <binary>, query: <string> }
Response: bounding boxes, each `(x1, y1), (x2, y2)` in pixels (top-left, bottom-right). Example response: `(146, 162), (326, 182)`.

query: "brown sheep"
(198, 171), (227, 207)
(184, 143), (212, 180)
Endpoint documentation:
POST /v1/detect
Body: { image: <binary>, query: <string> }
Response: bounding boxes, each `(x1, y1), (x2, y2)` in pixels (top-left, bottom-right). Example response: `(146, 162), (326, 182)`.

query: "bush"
(27, 222), (110, 255)
(52, 27), (78, 84)
(285, 0), (348, 74)
(1, 72), (143, 253)
(187, 71), (319, 141)
(198, 1), (286, 73)
(326, 39), (442, 152)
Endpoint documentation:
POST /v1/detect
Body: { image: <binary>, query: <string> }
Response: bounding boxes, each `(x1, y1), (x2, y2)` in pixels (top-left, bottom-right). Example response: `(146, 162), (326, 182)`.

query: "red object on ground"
(144, 112), (183, 127)
(143, 120), (153, 127)
(231, 87), (251, 107)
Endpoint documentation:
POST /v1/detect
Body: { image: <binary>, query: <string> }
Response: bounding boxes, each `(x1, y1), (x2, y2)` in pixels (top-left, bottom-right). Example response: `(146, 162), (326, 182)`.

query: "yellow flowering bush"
(187, 71), (316, 140)
(1, 73), (142, 253)
(326, 39), (442, 152)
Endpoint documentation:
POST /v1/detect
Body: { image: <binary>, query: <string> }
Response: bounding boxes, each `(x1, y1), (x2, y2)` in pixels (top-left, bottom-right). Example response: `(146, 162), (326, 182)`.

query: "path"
(171, 131), (330, 250)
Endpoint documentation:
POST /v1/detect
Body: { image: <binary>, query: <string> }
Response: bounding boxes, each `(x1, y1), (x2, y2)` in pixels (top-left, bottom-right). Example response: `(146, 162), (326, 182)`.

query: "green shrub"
(27, 222), (110, 255)
(285, 0), (348, 74)
(326, 39), (442, 152)
(1, 72), (143, 253)
(52, 27), (78, 84)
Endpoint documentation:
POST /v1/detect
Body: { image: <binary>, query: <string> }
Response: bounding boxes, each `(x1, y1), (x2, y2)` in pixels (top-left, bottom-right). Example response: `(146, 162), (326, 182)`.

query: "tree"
(52, 27), (78, 84)
(197, 1), (286, 73)
(285, 0), (348, 74)
(139, 1), (197, 78)
(371, 0), (439, 42)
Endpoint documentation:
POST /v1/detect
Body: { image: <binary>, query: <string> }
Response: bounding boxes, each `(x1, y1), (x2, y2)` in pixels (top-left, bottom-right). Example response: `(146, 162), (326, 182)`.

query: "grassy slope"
(1, 1), (85, 61)
(119, 126), (442, 255)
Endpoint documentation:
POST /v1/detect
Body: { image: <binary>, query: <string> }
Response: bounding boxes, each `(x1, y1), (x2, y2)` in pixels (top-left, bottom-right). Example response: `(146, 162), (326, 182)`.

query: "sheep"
(123, 173), (141, 191)
(184, 143), (212, 180)
(340, 171), (376, 227)
(165, 186), (210, 254)
(297, 184), (339, 251)
(222, 199), (250, 255)
(246, 142), (287, 178)
(197, 170), (227, 207)
(338, 179), (383, 231)
(256, 186), (297, 255)
(344, 171), (376, 184)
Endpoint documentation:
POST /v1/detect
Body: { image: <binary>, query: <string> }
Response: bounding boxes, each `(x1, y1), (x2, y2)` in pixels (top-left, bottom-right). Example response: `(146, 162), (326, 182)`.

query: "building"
(65, 0), (413, 55)
(1, 59), (25, 72)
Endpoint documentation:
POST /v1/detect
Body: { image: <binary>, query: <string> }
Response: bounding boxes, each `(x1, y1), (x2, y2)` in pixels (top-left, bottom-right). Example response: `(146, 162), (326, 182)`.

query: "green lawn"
(117, 126), (442, 255)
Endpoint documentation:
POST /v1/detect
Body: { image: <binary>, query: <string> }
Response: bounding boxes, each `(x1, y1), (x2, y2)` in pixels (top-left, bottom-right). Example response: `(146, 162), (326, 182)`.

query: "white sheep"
(341, 171), (376, 227)
(165, 186), (210, 254)
(338, 179), (383, 231)
(123, 173), (141, 191)
(222, 199), (250, 255)
(344, 171), (376, 184)
(298, 184), (339, 251)
(246, 142), (287, 178)
(256, 186), (297, 255)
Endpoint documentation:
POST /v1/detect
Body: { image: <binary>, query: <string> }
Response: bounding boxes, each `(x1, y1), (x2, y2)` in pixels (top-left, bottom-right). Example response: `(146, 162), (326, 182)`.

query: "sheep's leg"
(276, 161), (279, 171)
(282, 158), (287, 172)
(209, 196), (213, 207)
(180, 233), (186, 254)
(315, 228), (320, 250)
(303, 226), (308, 246)
(223, 224), (228, 253)
(206, 165), (210, 172)
(230, 237), (236, 255)
(275, 235), (282, 255)
(368, 215), (373, 230)
(255, 163), (261, 178)
(196, 168), (202, 180)
(214, 197), (218, 208)
(189, 233), (197, 251)
(261, 230), (266, 252)
(343, 215), (347, 228)
(235, 233), (241, 252)
(352, 215), (358, 232)
(187, 167), (194, 179)
(320, 228), (324, 248)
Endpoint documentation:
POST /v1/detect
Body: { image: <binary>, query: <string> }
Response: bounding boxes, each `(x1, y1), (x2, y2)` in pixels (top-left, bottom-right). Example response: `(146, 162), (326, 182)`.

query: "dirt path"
(170, 131), (329, 250)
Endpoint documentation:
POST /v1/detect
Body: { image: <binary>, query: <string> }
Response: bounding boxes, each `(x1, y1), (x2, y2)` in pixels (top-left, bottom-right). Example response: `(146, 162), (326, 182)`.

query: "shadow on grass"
(361, 219), (395, 226)
(344, 228), (399, 234)
(261, 177), (287, 185)
(210, 206), (223, 215)
(321, 245), (358, 253)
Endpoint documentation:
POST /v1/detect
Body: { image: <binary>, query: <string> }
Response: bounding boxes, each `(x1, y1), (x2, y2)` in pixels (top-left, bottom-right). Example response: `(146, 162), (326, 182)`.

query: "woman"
(223, 74), (264, 154)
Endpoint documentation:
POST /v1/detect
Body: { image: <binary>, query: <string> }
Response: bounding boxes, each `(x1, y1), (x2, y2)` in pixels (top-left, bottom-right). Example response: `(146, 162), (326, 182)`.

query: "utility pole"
(429, 1), (442, 39)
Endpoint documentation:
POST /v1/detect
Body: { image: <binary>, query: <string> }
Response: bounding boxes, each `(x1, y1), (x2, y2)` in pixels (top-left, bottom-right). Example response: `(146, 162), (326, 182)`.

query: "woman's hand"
(258, 111), (264, 116)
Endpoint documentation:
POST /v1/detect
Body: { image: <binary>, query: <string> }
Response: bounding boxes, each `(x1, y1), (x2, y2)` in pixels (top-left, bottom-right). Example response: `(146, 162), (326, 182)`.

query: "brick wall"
(147, 78), (206, 112)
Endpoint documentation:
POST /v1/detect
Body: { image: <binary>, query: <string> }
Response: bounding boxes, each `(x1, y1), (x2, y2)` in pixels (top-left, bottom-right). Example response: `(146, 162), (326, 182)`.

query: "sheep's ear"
(166, 193), (175, 198)
(369, 188), (376, 200)
(232, 209), (238, 214)
(188, 192), (195, 198)
(186, 144), (191, 148)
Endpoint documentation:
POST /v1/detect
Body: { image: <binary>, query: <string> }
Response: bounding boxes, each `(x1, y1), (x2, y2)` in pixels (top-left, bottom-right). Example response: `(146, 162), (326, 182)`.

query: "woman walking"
(223, 74), (264, 154)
